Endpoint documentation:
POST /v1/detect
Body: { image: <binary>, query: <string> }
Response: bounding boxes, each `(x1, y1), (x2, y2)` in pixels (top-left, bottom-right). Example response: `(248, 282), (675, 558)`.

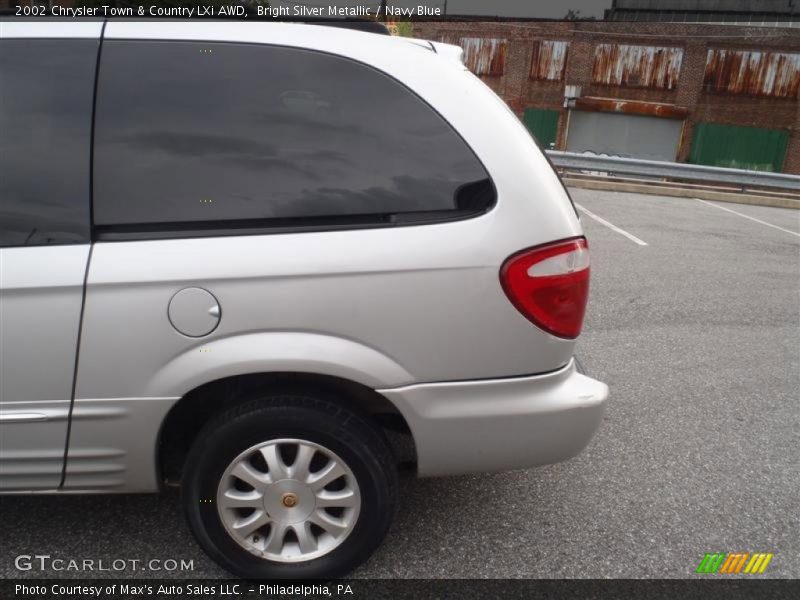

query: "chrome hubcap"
(217, 439), (360, 563)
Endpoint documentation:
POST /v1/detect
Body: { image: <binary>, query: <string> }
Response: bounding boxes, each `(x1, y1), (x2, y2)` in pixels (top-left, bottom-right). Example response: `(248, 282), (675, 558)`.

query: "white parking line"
(695, 199), (800, 239)
(574, 203), (648, 246)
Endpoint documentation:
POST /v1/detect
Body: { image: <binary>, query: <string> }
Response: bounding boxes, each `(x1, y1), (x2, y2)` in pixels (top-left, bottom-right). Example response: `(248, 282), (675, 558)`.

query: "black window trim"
(90, 37), (497, 242)
(92, 208), (490, 242)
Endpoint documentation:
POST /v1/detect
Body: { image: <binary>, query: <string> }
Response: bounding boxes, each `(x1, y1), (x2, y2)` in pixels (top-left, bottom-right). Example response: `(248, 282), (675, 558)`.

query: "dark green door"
(689, 122), (789, 172)
(522, 108), (560, 149)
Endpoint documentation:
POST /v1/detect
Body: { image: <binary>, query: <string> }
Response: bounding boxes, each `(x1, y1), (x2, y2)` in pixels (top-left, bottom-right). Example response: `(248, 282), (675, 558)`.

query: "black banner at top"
(3, 1), (613, 21)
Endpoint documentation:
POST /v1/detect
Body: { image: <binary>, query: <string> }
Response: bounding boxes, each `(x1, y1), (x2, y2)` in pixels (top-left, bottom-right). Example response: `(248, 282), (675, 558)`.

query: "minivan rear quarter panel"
(67, 22), (585, 491)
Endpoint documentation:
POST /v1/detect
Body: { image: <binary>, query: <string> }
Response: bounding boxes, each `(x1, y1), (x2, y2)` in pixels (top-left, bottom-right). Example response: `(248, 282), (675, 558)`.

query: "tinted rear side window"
(94, 41), (493, 230)
(0, 39), (96, 247)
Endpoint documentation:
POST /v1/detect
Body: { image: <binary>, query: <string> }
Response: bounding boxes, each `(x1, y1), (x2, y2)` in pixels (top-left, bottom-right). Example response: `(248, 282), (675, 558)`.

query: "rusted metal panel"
(704, 50), (800, 98)
(530, 40), (569, 81)
(457, 37), (508, 76)
(574, 96), (689, 118)
(592, 44), (683, 90)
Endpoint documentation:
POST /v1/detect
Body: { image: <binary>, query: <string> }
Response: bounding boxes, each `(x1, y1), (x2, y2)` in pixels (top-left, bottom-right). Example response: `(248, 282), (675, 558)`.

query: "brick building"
(414, 21), (800, 174)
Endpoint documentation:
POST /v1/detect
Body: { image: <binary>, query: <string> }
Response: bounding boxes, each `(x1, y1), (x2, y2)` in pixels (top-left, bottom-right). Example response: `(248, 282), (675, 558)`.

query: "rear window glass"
(94, 41), (494, 228)
(0, 39), (96, 247)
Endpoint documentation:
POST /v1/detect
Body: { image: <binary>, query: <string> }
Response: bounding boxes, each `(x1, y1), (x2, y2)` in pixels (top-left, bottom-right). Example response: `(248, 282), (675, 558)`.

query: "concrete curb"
(563, 177), (800, 210)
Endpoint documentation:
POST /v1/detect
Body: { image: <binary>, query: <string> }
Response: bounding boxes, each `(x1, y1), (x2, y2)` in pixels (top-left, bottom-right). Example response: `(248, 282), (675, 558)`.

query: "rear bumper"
(379, 358), (608, 477)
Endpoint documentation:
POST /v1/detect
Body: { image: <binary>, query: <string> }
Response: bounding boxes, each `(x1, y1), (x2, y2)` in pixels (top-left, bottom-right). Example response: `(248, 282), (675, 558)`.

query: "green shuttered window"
(522, 108), (560, 149)
(689, 122), (789, 173)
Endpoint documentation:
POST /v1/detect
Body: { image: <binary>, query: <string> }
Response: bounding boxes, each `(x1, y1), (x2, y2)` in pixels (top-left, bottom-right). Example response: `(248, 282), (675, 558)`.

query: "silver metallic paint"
(381, 359), (608, 476)
(0, 245), (90, 489)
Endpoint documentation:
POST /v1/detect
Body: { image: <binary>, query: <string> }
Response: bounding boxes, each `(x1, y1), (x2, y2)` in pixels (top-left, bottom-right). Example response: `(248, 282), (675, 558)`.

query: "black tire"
(182, 395), (398, 579)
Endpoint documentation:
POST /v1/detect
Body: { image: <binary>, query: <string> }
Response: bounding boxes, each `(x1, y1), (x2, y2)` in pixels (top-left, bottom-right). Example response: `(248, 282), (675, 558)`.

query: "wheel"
(182, 395), (398, 579)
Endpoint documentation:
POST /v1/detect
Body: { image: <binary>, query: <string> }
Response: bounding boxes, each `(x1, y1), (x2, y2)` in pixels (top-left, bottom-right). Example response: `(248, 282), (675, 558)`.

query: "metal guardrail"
(546, 151), (800, 192)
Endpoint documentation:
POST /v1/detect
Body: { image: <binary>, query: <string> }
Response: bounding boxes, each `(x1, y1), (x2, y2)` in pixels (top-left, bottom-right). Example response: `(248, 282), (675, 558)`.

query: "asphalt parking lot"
(1, 189), (798, 579)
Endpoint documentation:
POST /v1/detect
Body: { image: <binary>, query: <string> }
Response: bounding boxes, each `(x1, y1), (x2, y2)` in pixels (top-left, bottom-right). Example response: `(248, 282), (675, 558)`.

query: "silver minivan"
(0, 20), (608, 579)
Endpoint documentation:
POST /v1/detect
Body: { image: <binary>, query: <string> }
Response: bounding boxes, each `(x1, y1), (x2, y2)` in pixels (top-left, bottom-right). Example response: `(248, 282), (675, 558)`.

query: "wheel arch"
(157, 371), (416, 487)
(143, 331), (414, 399)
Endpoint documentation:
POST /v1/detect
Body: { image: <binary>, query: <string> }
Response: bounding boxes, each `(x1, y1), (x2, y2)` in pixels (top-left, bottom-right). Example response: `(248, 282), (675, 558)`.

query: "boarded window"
(522, 108), (560, 148)
(689, 123), (789, 172)
(530, 41), (569, 81)
(592, 44), (683, 90)
(704, 50), (800, 98)
(567, 111), (683, 162)
(460, 37), (508, 76)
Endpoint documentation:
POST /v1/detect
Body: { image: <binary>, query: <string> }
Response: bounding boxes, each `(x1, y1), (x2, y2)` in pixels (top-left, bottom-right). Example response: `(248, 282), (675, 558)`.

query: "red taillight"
(500, 237), (590, 339)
